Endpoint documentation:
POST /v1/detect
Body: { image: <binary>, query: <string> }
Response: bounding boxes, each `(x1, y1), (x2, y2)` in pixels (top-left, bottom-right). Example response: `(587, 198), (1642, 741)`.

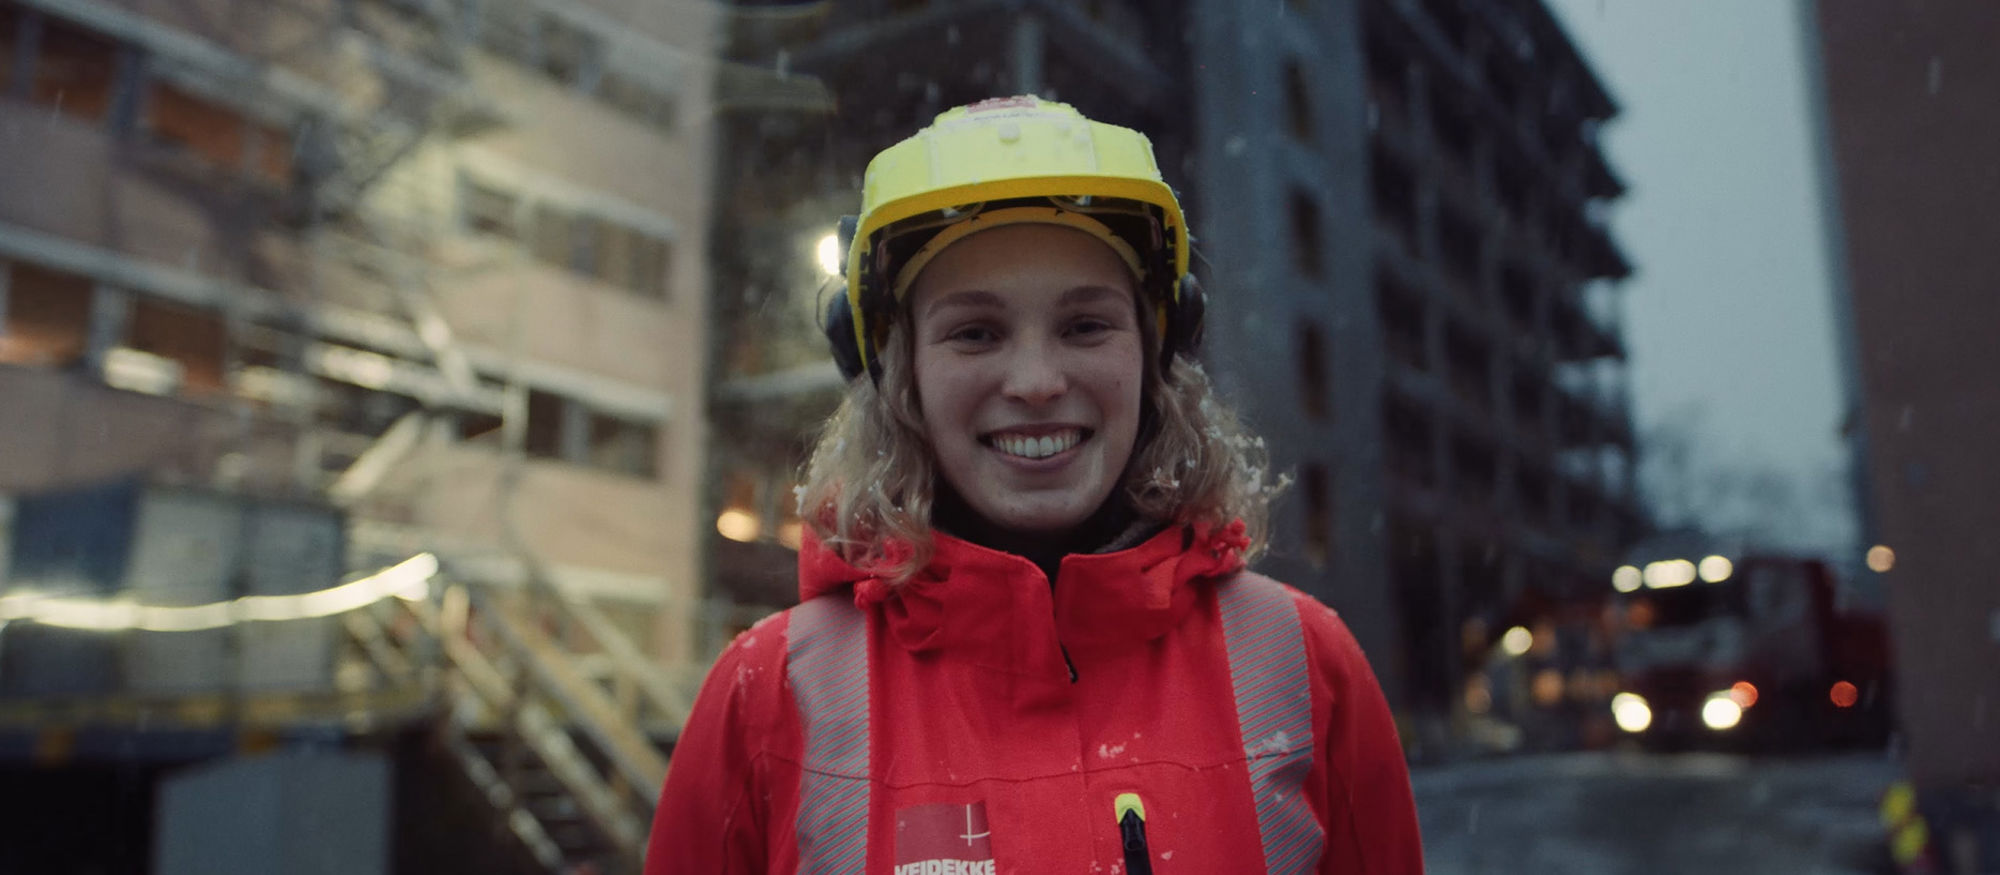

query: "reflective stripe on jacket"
(647, 522), (1424, 874)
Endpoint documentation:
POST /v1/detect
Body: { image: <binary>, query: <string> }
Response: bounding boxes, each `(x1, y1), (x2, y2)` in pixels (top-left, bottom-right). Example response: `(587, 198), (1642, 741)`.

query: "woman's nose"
(1000, 338), (1068, 404)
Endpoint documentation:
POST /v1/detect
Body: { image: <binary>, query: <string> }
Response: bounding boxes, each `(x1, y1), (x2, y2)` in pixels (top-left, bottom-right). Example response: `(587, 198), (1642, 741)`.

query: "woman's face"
(908, 223), (1146, 537)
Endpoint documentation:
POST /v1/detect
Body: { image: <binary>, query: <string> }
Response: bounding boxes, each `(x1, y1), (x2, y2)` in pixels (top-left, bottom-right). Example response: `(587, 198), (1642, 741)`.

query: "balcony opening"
(1430, 92), (1474, 168)
(1419, 0), (1470, 53)
(1444, 322), (1491, 411)
(1371, 144), (1417, 253)
(460, 176), (521, 240)
(1376, 273), (1427, 372)
(1382, 392), (1435, 489)
(589, 412), (659, 479)
(1450, 432), (1497, 505)
(1390, 515), (1450, 709)
(1438, 205), (1482, 296)
(1500, 262), (1536, 331)
(1364, 30), (1407, 124)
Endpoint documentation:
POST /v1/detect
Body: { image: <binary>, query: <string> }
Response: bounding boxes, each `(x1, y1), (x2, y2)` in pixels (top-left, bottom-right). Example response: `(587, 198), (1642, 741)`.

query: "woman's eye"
(1067, 318), (1114, 337)
(946, 325), (998, 344)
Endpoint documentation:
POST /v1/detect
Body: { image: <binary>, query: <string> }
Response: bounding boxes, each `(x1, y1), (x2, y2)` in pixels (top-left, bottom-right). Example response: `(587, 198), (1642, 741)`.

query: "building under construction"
(0, 0), (764, 871)
(709, 0), (1638, 754)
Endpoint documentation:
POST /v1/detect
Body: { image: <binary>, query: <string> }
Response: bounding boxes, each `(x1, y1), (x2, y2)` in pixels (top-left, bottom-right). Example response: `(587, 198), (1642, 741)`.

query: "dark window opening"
(1483, 54), (1521, 113)
(1499, 262), (1536, 331)
(1511, 373), (1545, 433)
(461, 178), (519, 239)
(1382, 393), (1435, 489)
(1444, 323), (1491, 410)
(1430, 93), (1474, 167)
(1419, 0), (1470, 53)
(1518, 464), (1552, 526)
(127, 298), (227, 394)
(1376, 274), (1427, 372)
(525, 388), (566, 459)
(1371, 144), (1417, 252)
(1438, 206), (1482, 294)
(1296, 320), (1329, 420)
(316, 380), (419, 438)
(1302, 462), (1333, 567)
(1, 8), (21, 95)
(569, 214), (602, 275)
(1364, 31), (1407, 124)
(531, 204), (574, 266)
(541, 17), (601, 90)
(144, 82), (246, 170)
(0, 262), (93, 367)
(1390, 515), (1450, 710)
(1495, 159), (1531, 223)
(1566, 483), (1598, 529)
(1284, 61), (1314, 143)
(1288, 189), (1323, 278)
(32, 17), (119, 123)
(457, 411), (504, 443)
(589, 412), (658, 479)
(1451, 433), (1498, 505)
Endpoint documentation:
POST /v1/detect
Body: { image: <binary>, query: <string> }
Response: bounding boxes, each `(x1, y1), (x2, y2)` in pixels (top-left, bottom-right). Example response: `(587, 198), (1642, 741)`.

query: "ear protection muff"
(822, 214), (872, 384)
(821, 214), (1209, 386)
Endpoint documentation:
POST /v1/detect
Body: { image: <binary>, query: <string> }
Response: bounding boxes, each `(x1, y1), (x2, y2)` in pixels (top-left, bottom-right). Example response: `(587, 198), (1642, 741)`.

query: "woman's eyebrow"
(920, 289), (1005, 318)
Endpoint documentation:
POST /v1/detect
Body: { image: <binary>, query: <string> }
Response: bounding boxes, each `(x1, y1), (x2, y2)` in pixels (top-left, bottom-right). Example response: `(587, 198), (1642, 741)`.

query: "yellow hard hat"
(834, 96), (1194, 381)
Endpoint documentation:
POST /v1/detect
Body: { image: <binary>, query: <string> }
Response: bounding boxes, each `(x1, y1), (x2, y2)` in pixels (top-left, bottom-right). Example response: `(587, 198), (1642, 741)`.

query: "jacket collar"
(797, 520), (1249, 668)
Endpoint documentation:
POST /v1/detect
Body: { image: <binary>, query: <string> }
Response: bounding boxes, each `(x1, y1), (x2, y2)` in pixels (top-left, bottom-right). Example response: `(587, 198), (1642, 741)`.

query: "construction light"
(816, 232), (842, 277)
(1612, 565), (1642, 593)
(1611, 692), (1652, 733)
(1702, 694), (1743, 730)
(1867, 545), (1895, 573)
(0, 554), (437, 632)
(716, 508), (761, 543)
(1699, 555), (1734, 583)
(1501, 625), (1533, 657)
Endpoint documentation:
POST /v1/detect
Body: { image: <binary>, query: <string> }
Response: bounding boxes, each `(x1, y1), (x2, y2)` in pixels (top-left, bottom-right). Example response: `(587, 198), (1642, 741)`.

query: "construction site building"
(0, 0), (726, 871)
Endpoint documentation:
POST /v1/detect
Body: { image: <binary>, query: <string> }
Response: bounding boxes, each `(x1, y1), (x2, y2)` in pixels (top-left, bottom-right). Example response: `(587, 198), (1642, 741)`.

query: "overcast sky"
(1542, 0), (1854, 551)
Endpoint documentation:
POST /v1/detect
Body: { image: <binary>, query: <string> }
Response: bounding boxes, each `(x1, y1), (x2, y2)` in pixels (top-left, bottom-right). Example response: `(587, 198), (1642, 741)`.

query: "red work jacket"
(647, 521), (1424, 873)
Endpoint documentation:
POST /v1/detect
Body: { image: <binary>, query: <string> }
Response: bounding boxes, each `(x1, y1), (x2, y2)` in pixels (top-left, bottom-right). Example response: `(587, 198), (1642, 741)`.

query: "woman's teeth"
(990, 429), (1084, 459)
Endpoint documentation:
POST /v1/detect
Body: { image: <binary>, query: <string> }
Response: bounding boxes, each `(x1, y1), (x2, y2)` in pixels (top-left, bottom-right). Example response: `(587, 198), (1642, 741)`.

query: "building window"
(144, 82), (246, 169)
(0, 262), (92, 367)
(1288, 189), (1323, 278)
(1500, 262), (1536, 332)
(1430, 92), (1475, 167)
(589, 412), (657, 478)
(524, 387), (661, 479)
(1302, 462), (1332, 567)
(1296, 320), (1329, 420)
(519, 198), (672, 300)
(32, 16), (120, 123)
(460, 176), (520, 239)
(1438, 205), (1482, 294)
(1382, 392), (1435, 489)
(1371, 144), (1417, 253)
(540, 17), (602, 91)
(1, 7), (20, 95)
(1451, 433), (1497, 505)
(1283, 60), (1313, 143)
(1444, 322), (1491, 410)
(1377, 274), (1427, 372)
(126, 298), (227, 394)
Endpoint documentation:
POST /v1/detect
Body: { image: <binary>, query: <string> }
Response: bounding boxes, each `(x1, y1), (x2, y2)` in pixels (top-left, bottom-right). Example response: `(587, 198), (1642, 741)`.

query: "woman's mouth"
(980, 427), (1090, 460)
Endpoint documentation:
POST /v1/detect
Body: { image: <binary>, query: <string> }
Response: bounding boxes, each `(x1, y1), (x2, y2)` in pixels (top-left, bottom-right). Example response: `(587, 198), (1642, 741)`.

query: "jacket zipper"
(1115, 793), (1155, 875)
(1060, 644), (1078, 683)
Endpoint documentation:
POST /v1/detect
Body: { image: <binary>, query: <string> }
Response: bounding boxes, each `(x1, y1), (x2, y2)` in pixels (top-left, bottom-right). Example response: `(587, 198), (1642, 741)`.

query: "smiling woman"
(648, 97), (1424, 874)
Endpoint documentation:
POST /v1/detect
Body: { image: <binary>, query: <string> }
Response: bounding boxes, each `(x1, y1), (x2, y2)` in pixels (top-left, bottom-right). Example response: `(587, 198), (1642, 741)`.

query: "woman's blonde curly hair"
(798, 288), (1284, 585)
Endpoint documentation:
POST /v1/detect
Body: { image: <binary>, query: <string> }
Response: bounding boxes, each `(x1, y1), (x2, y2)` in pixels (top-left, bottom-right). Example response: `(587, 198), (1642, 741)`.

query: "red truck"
(1609, 544), (1891, 751)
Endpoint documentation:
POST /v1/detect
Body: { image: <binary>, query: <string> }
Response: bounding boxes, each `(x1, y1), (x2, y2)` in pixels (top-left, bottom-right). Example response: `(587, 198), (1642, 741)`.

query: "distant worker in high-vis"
(648, 96), (1423, 874)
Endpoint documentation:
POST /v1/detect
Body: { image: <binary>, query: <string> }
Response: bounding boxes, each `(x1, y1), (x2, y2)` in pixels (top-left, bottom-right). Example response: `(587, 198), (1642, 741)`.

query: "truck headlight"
(1612, 692), (1652, 733)
(1702, 693), (1743, 730)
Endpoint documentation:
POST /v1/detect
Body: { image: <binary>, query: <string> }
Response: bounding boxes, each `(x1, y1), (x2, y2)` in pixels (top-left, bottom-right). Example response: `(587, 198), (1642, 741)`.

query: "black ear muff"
(824, 288), (865, 383)
(822, 215), (868, 384)
(1162, 273), (1207, 373)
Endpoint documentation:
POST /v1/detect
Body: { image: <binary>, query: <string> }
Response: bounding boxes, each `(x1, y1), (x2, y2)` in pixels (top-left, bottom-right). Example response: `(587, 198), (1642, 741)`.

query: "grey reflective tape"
(1217, 573), (1323, 874)
(789, 595), (871, 874)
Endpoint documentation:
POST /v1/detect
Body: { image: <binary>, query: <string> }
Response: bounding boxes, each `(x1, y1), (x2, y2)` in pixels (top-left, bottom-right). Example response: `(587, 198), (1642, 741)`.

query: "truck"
(1607, 535), (1891, 752)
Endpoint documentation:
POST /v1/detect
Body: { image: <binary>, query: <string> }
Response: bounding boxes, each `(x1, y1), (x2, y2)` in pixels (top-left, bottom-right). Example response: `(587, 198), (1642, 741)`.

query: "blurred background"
(0, 0), (1991, 872)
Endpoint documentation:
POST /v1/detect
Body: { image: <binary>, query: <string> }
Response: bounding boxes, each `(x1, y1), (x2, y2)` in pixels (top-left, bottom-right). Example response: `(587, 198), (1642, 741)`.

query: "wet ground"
(1413, 751), (1899, 874)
